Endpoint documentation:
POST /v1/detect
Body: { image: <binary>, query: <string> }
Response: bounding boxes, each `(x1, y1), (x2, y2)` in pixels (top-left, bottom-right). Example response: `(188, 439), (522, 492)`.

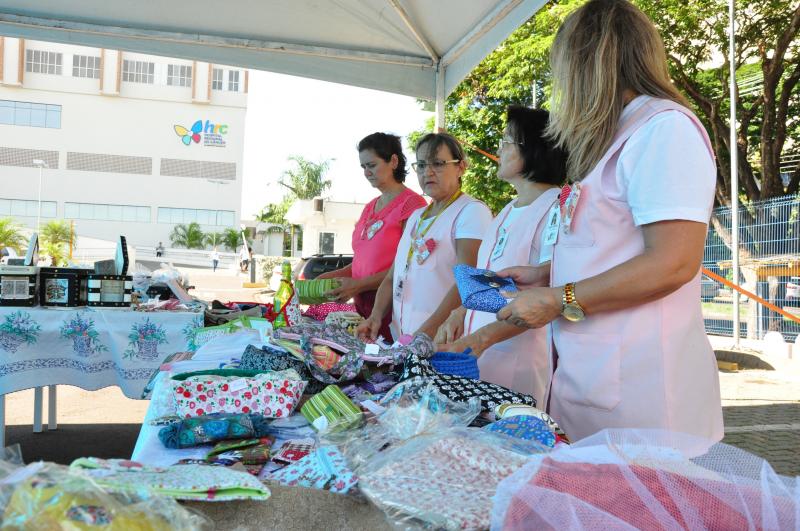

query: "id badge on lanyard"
(539, 203), (561, 264)
(490, 227), (509, 262)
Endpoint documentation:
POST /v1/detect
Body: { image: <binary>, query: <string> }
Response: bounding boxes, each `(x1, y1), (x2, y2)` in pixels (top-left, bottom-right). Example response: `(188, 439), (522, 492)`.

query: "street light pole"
(32, 159), (49, 233)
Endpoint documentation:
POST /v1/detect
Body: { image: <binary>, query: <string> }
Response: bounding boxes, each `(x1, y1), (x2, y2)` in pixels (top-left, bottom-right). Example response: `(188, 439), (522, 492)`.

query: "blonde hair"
(546, 0), (688, 181)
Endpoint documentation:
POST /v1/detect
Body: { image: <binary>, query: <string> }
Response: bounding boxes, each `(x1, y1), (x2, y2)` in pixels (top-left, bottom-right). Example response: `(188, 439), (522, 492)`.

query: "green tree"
(0, 218), (26, 255)
(416, 0), (800, 211)
(279, 156), (332, 200)
(40, 220), (74, 265)
(221, 228), (243, 251)
(170, 222), (205, 249)
(203, 231), (224, 249)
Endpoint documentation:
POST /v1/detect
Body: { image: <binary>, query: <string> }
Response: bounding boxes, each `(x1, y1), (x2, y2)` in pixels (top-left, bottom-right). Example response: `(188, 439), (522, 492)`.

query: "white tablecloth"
(0, 307), (202, 399)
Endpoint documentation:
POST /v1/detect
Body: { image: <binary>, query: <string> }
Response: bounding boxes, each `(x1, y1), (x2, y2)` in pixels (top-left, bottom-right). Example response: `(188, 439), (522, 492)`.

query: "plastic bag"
(492, 428), (800, 531)
(358, 427), (547, 531)
(0, 446), (209, 530)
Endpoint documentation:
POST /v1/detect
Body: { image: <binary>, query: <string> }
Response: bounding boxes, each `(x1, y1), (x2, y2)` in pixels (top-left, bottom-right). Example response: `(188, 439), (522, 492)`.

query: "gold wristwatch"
(561, 282), (586, 322)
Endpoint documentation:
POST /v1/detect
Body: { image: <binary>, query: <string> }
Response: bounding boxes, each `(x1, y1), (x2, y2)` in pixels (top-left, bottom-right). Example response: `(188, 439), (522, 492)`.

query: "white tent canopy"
(0, 0), (547, 126)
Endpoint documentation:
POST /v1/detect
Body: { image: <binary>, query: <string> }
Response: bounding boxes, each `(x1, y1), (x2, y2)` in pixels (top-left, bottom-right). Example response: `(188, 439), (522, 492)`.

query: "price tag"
(229, 378), (248, 392)
(364, 343), (380, 356)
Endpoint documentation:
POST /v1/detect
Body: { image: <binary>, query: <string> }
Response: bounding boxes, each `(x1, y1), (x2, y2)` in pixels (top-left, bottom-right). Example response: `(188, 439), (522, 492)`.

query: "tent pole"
(435, 65), (445, 132)
(729, 0), (740, 346)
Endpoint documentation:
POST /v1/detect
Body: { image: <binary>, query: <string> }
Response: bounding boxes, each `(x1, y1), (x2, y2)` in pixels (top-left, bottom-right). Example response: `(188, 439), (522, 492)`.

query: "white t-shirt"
(416, 201), (492, 240)
(616, 95), (716, 226)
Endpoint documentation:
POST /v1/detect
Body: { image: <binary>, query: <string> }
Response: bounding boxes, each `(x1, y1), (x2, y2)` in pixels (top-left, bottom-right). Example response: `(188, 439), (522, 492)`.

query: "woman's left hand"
(326, 277), (362, 303)
(496, 287), (562, 329)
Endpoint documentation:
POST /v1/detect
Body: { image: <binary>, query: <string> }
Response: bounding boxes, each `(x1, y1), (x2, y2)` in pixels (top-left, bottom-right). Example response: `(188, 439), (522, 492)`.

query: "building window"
(25, 50), (63, 75)
(212, 68), (224, 90)
(319, 232), (335, 254)
(0, 100), (61, 129)
(167, 64), (192, 87)
(0, 198), (57, 218)
(157, 207), (235, 227)
(72, 55), (101, 79)
(64, 202), (150, 222)
(122, 59), (155, 84)
(228, 70), (240, 92)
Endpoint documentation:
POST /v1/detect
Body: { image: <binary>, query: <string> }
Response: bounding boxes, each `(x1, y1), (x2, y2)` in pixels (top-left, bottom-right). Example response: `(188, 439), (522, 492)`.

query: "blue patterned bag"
(483, 415), (556, 448)
(453, 264), (517, 313)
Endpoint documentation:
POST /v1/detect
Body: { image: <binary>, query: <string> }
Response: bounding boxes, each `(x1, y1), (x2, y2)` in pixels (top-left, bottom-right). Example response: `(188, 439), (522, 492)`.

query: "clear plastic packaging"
(0, 446), (210, 530)
(319, 380), (481, 473)
(492, 428), (800, 531)
(358, 428), (547, 531)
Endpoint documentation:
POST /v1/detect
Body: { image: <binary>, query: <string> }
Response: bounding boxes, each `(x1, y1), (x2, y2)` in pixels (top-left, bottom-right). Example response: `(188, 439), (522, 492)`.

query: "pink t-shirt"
(351, 188), (427, 279)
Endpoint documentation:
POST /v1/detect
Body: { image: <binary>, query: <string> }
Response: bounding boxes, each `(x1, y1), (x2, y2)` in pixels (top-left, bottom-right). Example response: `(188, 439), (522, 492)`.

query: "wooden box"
(0, 265), (38, 306)
(87, 236), (132, 308)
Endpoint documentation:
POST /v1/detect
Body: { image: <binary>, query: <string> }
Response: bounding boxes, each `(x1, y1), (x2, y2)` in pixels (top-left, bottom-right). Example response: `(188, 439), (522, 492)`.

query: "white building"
(286, 199), (365, 257)
(0, 37), (247, 248)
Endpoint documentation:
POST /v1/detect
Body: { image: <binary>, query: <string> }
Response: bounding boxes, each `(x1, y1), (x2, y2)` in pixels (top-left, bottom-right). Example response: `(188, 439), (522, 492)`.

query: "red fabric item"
(302, 302), (357, 321)
(354, 290), (393, 342)
(504, 459), (789, 530)
(558, 184), (571, 208)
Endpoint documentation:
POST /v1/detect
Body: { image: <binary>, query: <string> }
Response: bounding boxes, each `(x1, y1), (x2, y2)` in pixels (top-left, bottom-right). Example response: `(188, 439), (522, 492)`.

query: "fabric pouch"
(190, 323), (237, 350)
(157, 413), (272, 449)
(238, 344), (324, 394)
(206, 437), (275, 465)
(484, 415), (557, 448)
(170, 368), (306, 418)
(272, 438), (316, 465)
(270, 446), (357, 494)
(295, 279), (340, 305)
(453, 264), (518, 313)
(301, 385), (363, 432)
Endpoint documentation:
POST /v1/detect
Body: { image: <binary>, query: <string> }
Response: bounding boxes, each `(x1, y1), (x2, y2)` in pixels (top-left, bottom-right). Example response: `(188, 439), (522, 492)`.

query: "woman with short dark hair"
(432, 106), (566, 402)
(319, 132), (426, 341)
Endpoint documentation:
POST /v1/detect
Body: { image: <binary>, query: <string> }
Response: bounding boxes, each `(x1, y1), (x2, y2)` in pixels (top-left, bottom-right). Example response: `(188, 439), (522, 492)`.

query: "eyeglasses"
(411, 159), (461, 173)
(499, 138), (524, 150)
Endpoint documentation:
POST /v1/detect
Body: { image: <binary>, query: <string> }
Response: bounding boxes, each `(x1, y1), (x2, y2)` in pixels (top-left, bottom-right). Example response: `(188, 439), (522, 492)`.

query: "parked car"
(268, 254), (354, 291)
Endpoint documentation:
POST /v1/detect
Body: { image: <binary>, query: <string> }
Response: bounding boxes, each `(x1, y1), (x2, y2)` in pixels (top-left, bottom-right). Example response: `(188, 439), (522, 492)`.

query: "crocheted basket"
(431, 350), (479, 380)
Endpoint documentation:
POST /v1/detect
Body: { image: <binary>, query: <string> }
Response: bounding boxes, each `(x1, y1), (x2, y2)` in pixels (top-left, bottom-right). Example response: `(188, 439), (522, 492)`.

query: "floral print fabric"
(270, 446), (357, 494)
(170, 369), (306, 418)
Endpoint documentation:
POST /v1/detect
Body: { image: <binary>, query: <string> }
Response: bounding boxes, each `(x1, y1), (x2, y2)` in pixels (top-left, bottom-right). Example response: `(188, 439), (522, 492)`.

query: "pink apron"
(465, 189), (559, 402)
(548, 98), (724, 444)
(391, 194), (487, 337)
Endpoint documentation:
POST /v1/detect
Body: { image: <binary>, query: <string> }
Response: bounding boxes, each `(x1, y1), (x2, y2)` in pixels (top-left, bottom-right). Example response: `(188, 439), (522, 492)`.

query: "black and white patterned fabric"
(400, 353), (536, 411)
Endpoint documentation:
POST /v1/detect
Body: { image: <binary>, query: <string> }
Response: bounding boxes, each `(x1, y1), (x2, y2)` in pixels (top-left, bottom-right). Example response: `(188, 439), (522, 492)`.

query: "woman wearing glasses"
(432, 107), (566, 402)
(318, 132), (426, 341)
(496, 0), (723, 445)
(357, 133), (492, 341)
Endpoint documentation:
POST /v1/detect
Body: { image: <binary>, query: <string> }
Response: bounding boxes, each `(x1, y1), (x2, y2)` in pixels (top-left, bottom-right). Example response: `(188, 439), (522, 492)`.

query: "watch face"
(563, 303), (585, 322)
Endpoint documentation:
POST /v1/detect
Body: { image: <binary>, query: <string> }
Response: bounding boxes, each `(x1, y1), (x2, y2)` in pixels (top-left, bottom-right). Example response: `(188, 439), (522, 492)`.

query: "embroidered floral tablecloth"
(0, 307), (201, 398)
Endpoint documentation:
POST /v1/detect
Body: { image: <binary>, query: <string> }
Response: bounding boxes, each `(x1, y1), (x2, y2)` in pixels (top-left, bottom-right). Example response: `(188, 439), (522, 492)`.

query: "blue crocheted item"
(431, 350), (480, 380)
(453, 264), (518, 313)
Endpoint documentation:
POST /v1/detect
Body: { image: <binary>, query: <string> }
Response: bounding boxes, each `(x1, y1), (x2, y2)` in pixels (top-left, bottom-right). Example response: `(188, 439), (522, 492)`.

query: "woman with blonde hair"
(497, 0), (723, 444)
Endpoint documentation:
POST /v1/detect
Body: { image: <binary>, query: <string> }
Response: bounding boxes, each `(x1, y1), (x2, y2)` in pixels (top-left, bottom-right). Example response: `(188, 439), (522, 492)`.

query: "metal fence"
(702, 194), (800, 341)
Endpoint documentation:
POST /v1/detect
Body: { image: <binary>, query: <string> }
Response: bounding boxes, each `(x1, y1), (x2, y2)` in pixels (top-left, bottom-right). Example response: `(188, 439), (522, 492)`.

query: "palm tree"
(170, 222), (205, 249)
(279, 156), (333, 200)
(204, 231), (224, 249)
(0, 217), (26, 255)
(221, 228), (243, 251)
(40, 220), (75, 265)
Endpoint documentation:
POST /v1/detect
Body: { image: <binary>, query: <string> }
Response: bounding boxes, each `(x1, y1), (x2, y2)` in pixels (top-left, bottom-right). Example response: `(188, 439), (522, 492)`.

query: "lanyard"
(404, 189), (462, 269)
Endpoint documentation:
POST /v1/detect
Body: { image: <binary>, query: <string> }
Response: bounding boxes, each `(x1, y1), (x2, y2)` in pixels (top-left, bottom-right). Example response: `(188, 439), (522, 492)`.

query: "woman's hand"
(326, 277), (362, 303)
(315, 270), (338, 280)
(356, 314), (382, 341)
(496, 287), (562, 329)
(439, 332), (487, 358)
(497, 265), (548, 289)
(433, 307), (467, 345)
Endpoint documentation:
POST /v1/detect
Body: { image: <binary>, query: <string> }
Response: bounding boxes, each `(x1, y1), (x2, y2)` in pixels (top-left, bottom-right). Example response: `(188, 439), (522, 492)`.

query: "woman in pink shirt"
(319, 132), (426, 341)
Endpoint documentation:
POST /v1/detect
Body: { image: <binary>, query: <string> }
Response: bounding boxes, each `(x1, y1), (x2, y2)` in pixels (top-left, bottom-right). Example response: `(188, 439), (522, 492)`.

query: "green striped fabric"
(295, 279), (341, 304)
(301, 385), (363, 432)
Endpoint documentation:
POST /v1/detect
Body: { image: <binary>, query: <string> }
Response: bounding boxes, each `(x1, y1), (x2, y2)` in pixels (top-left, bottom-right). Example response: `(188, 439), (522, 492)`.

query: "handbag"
(301, 385), (363, 432)
(453, 264), (518, 313)
(170, 368), (306, 418)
